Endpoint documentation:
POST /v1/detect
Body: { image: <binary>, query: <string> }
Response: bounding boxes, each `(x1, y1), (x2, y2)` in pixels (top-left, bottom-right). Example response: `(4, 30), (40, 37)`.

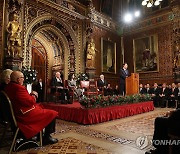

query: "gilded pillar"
(171, 1), (180, 82)
(4, 0), (23, 70)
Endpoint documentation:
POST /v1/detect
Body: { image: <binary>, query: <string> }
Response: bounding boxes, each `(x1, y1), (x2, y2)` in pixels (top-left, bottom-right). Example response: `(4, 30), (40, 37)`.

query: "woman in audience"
(68, 73), (83, 97)
(0, 69), (13, 91)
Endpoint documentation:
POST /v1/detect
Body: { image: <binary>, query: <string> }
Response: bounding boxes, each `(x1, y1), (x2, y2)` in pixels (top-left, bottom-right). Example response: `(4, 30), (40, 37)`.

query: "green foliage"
(75, 73), (89, 85)
(79, 94), (152, 109)
(21, 67), (37, 84)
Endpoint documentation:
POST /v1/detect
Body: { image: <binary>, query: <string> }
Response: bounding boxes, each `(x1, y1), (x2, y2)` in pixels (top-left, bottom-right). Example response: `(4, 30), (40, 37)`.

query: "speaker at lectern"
(126, 73), (139, 95)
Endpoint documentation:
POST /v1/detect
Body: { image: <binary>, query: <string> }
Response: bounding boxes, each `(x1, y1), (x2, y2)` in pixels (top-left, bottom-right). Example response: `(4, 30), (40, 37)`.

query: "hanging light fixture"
(142, 0), (163, 7)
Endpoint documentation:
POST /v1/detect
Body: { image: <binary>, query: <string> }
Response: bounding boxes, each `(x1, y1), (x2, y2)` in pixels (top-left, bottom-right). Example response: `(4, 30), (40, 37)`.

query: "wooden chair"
(80, 80), (98, 97)
(0, 91), (42, 153)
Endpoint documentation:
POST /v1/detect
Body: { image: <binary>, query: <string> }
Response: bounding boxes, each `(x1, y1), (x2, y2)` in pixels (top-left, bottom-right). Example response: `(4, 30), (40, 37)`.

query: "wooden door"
(31, 47), (46, 81)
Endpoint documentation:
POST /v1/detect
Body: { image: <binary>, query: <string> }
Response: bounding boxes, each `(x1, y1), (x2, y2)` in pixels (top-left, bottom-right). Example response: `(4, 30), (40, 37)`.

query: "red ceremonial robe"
(5, 82), (58, 139)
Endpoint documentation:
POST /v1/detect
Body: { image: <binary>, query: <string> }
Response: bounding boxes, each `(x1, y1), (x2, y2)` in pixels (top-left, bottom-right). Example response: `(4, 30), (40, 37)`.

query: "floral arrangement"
(79, 94), (152, 109)
(75, 73), (89, 85)
(21, 67), (37, 84)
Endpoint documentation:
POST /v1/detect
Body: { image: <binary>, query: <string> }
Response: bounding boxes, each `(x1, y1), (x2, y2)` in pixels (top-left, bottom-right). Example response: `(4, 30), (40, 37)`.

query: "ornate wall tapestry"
(101, 38), (116, 74)
(133, 35), (159, 73)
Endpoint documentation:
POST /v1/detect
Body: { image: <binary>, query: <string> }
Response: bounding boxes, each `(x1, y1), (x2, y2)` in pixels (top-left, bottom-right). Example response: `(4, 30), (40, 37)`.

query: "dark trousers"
(57, 89), (70, 101)
(159, 96), (168, 107)
(44, 118), (56, 137)
(119, 83), (125, 96)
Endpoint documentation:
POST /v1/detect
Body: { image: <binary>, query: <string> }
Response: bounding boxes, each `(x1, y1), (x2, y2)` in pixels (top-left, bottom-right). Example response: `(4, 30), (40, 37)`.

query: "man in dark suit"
(51, 72), (70, 103)
(139, 83), (146, 94)
(119, 63), (129, 96)
(150, 109), (180, 154)
(97, 74), (107, 95)
(159, 83), (169, 107)
(145, 83), (151, 94)
(168, 83), (179, 107)
(149, 82), (160, 107)
(35, 78), (44, 102)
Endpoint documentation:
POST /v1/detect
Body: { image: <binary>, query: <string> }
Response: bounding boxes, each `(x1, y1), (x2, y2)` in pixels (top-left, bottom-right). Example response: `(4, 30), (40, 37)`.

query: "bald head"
(55, 72), (61, 78)
(10, 71), (24, 85)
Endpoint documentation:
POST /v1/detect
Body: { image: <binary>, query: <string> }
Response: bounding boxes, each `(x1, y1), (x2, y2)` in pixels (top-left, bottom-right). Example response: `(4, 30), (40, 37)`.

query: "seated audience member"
(168, 84), (172, 89)
(113, 85), (119, 95)
(149, 109), (180, 154)
(168, 83), (179, 107)
(139, 83), (146, 94)
(150, 83), (160, 107)
(68, 73), (83, 97)
(159, 83), (169, 108)
(0, 69), (13, 91)
(0, 69), (13, 123)
(105, 83), (113, 96)
(145, 83), (151, 94)
(97, 74), (107, 94)
(4, 71), (58, 145)
(51, 72), (70, 103)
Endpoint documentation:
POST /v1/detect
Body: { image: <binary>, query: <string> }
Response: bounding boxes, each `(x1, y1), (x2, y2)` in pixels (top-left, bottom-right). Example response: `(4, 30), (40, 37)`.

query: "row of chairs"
(47, 80), (99, 103)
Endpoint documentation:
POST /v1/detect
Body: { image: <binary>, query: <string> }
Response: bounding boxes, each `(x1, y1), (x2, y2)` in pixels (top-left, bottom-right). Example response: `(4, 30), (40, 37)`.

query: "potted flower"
(21, 67), (37, 93)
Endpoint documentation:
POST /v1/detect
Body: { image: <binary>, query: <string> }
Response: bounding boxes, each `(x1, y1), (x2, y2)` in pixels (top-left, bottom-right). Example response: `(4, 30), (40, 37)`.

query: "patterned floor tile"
(17, 137), (112, 154)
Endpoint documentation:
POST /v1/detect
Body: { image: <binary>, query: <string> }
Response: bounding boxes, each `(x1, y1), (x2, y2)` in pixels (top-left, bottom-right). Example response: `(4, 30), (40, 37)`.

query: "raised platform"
(43, 101), (154, 125)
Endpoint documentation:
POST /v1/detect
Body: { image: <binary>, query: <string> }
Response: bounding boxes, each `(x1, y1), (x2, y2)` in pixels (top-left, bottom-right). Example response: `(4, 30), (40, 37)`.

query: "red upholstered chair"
(80, 80), (98, 97)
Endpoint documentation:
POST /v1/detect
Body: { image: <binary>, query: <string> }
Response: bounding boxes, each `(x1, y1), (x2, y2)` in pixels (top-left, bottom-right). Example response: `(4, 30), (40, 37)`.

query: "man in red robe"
(4, 71), (58, 145)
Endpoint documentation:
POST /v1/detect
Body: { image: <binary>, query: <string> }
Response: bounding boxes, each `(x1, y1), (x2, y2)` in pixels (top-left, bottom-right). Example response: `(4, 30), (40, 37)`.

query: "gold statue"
(7, 13), (21, 57)
(86, 38), (96, 68)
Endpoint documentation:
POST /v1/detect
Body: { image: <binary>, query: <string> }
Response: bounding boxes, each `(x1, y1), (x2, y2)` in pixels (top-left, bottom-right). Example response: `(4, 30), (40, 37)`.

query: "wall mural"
(133, 34), (159, 73)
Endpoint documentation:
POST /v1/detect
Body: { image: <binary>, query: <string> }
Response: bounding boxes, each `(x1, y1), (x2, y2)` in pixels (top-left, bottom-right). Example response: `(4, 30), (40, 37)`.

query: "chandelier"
(142, 0), (163, 7)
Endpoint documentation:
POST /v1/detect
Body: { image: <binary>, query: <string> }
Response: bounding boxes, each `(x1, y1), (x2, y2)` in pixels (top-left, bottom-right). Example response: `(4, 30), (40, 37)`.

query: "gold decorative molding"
(90, 9), (118, 33)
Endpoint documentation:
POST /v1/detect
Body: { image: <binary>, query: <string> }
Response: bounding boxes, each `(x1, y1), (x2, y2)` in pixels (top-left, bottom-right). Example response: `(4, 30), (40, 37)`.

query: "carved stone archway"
(24, 15), (79, 80)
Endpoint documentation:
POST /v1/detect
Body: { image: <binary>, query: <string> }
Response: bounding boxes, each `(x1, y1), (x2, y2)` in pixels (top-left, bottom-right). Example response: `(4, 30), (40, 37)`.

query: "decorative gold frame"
(101, 38), (116, 74)
(133, 34), (159, 73)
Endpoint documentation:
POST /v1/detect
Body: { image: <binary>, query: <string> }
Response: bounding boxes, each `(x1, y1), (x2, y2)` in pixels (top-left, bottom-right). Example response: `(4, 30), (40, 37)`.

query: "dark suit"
(119, 69), (129, 95)
(139, 88), (146, 94)
(144, 88), (151, 94)
(51, 77), (70, 102)
(153, 109), (180, 153)
(36, 82), (44, 102)
(168, 88), (179, 107)
(159, 88), (169, 107)
(97, 79), (107, 90)
(149, 87), (160, 107)
(113, 88), (119, 95)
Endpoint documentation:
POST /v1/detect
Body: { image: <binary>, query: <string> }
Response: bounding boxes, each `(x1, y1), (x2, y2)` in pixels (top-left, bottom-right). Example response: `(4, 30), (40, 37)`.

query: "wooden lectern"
(126, 73), (139, 95)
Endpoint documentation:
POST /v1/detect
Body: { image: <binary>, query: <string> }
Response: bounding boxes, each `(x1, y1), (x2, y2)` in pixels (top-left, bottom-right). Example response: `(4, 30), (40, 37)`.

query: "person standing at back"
(119, 63), (129, 96)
